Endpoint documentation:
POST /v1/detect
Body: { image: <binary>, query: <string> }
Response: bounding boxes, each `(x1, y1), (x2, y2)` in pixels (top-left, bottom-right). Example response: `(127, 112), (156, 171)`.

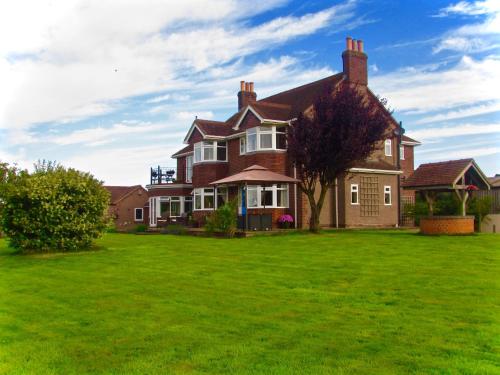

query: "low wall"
(420, 216), (474, 235)
(480, 214), (500, 233)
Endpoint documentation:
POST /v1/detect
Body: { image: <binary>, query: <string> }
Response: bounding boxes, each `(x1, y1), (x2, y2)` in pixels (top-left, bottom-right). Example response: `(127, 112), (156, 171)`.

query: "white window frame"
(385, 139), (392, 156)
(245, 126), (287, 152)
(245, 184), (289, 209)
(193, 141), (227, 163)
(239, 137), (246, 155)
(350, 184), (359, 205)
(193, 187), (227, 211)
(384, 186), (392, 206)
(159, 196), (182, 217)
(185, 155), (193, 183)
(134, 208), (143, 221)
(400, 145), (405, 160)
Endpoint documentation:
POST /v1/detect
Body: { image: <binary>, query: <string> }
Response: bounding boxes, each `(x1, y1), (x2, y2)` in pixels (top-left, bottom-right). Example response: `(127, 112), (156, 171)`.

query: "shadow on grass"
(0, 241), (106, 258)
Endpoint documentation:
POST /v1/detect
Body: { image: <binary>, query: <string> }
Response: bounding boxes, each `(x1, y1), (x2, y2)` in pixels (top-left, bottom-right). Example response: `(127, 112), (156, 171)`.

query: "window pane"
(260, 133), (272, 149)
(135, 209), (143, 220)
(351, 192), (358, 204)
(261, 188), (273, 206)
(204, 146), (214, 161)
(184, 200), (193, 214)
(171, 201), (180, 216)
(400, 146), (405, 160)
(204, 195), (214, 209)
(247, 133), (256, 152)
(194, 144), (201, 162)
(217, 145), (226, 161)
(276, 132), (287, 149)
(385, 140), (392, 156)
(247, 187), (258, 207)
(195, 194), (201, 209)
(277, 188), (288, 207)
(160, 202), (170, 217)
(239, 137), (246, 154)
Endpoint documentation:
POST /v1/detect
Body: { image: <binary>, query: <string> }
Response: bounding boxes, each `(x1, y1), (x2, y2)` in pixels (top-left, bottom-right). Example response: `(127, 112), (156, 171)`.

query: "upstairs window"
(245, 126), (287, 152)
(400, 145), (405, 160)
(185, 155), (193, 183)
(193, 141), (227, 163)
(239, 137), (246, 155)
(385, 139), (392, 156)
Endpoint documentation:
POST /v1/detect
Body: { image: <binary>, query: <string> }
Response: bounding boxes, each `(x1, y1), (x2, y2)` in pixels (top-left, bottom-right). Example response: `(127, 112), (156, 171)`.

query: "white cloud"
(420, 146), (500, 161)
(407, 123), (500, 140)
(0, 0), (357, 136)
(371, 55), (500, 114)
(434, 0), (500, 17)
(415, 100), (500, 124)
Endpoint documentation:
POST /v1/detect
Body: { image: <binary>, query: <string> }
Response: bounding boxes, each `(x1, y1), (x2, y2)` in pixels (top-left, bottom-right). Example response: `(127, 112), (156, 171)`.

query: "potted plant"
(278, 214), (294, 229)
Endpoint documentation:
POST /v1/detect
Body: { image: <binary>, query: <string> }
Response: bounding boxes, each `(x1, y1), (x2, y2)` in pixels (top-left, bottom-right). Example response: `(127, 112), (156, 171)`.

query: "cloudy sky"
(1, 0), (499, 185)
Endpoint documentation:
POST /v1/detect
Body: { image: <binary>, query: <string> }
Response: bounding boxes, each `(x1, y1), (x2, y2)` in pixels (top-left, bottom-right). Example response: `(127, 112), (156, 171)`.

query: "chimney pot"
(346, 36), (352, 50)
(249, 82), (254, 92)
(357, 40), (363, 53)
(240, 80), (245, 92)
(352, 39), (358, 51)
(245, 82), (250, 92)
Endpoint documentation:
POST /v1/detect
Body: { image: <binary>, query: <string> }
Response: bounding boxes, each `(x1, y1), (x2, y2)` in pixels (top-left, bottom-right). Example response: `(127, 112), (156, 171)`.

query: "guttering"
(348, 168), (403, 175)
(172, 151), (193, 159)
(146, 183), (193, 190)
(402, 140), (421, 146)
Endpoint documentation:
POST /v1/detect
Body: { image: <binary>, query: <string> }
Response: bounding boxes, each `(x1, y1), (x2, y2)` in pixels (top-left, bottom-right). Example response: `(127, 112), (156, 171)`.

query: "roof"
(104, 185), (145, 204)
(402, 159), (489, 189)
(402, 135), (421, 145)
(172, 144), (193, 158)
(488, 175), (500, 188)
(194, 119), (233, 137)
(210, 165), (299, 185)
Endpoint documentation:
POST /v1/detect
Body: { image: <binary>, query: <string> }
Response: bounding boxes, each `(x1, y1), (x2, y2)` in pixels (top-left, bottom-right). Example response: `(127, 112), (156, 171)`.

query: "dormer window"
(245, 126), (287, 152)
(194, 141), (227, 163)
(384, 139), (392, 156)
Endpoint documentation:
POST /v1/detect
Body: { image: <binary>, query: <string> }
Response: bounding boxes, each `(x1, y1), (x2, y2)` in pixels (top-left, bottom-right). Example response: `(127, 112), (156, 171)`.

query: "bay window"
(245, 184), (289, 208)
(245, 126), (287, 152)
(194, 141), (227, 163)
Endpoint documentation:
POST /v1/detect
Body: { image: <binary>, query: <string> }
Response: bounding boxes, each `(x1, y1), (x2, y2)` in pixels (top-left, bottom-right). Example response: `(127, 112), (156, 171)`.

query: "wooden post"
(455, 189), (469, 216)
(423, 191), (436, 216)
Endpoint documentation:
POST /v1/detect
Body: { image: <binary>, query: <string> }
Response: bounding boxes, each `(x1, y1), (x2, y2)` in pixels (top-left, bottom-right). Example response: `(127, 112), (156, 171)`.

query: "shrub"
(134, 224), (147, 233)
(205, 199), (237, 238)
(164, 224), (187, 235)
(0, 162), (109, 252)
(468, 196), (492, 230)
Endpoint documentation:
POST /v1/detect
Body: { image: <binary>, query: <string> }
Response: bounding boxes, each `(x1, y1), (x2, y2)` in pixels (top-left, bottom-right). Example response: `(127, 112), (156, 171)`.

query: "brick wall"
(420, 216), (474, 235)
(110, 188), (148, 231)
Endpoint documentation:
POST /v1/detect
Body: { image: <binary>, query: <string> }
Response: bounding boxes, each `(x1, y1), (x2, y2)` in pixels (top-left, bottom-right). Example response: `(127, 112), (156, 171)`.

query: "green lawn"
(0, 231), (499, 374)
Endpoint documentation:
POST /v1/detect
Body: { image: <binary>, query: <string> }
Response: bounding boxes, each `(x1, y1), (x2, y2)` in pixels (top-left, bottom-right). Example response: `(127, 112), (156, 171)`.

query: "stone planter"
(420, 216), (474, 235)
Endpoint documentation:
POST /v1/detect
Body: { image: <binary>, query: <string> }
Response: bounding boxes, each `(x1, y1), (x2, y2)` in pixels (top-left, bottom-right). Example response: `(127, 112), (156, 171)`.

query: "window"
(384, 186), (392, 205)
(184, 196), (193, 214)
(245, 184), (289, 208)
(186, 155), (193, 183)
(276, 127), (287, 150)
(385, 139), (392, 156)
(259, 127), (273, 149)
(239, 137), (246, 155)
(247, 128), (257, 152)
(194, 141), (227, 163)
(400, 145), (405, 160)
(217, 187), (228, 208)
(159, 197), (182, 217)
(245, 126), (287, 152)
(194, 188), (216, 210)
(350, 184), (359, 205)
(134, 208), (143, 221)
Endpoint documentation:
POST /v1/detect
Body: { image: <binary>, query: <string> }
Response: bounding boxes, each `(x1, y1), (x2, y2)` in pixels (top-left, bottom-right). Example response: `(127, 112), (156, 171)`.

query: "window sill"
(242, 149), (287, 155)
(193, 161), (228, 165)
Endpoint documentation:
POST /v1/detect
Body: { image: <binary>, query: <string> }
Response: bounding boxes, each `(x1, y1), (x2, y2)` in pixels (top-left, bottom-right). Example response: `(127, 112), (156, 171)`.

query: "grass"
(0, 230), (499, 374)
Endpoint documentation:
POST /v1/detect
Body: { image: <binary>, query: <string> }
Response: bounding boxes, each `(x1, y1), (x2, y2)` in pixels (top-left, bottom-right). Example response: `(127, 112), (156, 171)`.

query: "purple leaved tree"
(288, 84), (392, 233)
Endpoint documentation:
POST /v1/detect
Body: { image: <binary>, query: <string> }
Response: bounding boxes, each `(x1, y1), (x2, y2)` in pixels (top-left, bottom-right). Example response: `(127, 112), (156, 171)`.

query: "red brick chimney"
(238, 80), (257, 110)
(342, 36), (368, 85)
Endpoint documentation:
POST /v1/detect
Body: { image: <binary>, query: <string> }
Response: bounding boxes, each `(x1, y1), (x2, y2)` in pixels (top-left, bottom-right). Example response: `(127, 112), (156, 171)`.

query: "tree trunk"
(305, 185), (329, 233)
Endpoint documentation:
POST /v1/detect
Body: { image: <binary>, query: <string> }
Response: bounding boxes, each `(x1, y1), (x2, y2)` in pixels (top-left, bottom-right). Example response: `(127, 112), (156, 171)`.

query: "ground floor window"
(384, 186), (392, 205)
(350, 184), (359, 205)
(160, 196), (181, 217)
(194, 187), (228, 210)
(134, 208), (143, 221)
(150, 196), (192, 222)
(246, 184), (289, 208)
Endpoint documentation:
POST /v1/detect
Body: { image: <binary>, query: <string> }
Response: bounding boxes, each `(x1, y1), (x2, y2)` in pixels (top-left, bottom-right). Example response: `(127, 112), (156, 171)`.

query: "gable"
(186, 127), (204, 144)
(238, 111), (261, 131)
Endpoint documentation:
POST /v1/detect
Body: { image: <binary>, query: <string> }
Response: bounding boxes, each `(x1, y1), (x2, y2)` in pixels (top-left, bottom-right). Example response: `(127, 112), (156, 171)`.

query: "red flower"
(466, 184), (479, 191)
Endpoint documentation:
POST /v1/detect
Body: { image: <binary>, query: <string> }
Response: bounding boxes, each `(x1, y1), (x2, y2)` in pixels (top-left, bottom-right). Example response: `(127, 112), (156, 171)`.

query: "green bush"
(134, 224), (147, 233)
(164, 224), (187, 235)
(468, 196), (492, 230)
(205, 199), (237, 238)
(0, 162), (109, 252)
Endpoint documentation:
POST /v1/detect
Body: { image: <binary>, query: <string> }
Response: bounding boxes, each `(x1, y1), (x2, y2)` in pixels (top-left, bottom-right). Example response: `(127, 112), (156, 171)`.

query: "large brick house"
(147, 37), (420, 229)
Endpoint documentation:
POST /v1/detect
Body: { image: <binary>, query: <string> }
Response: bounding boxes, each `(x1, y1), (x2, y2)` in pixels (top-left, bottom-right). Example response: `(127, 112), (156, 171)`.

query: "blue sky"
(1, 0), (499, 185)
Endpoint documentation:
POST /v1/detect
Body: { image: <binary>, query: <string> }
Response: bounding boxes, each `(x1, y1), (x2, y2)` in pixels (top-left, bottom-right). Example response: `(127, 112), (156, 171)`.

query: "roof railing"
(150, 166), (176, 185)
